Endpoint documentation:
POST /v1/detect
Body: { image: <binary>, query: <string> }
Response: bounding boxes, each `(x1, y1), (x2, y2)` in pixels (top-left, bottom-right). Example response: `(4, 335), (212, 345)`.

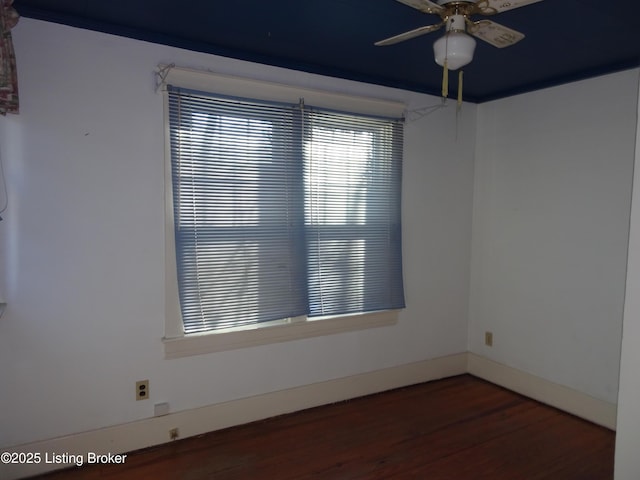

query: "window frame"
(162, 66), (406, 358)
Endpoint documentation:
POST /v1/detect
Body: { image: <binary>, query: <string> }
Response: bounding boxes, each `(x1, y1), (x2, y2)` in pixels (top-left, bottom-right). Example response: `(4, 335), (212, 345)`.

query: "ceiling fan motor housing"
(446, 14), (466, 32)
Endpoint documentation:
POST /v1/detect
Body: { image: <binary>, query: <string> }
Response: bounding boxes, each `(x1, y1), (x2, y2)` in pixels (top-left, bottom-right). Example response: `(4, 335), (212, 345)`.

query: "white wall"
(469, 70), (639, 404)
(614, 72), (640, 480)
(0, 19), (475, 449)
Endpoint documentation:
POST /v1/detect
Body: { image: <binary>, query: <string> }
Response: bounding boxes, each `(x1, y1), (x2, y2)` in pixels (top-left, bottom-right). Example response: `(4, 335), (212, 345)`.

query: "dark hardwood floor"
(32, 375), (615, 479)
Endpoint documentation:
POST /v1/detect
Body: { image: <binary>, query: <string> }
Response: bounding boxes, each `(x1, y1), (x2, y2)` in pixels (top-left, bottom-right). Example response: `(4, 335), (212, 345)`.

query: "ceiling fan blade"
(467, 19), (525, 48)
(395, 0), (444, 15)
(476, 0), (543, 14)
(375, 22), (445, 46)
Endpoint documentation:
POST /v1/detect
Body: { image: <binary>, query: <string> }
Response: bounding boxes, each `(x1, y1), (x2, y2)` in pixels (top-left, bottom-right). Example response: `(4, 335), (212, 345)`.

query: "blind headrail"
(157, 63), (406, 119)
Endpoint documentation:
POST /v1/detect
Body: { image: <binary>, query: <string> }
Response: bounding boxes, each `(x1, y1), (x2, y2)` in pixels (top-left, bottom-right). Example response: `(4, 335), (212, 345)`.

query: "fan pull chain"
(457, 70), (464, 108)
(442, 60), (449, 99)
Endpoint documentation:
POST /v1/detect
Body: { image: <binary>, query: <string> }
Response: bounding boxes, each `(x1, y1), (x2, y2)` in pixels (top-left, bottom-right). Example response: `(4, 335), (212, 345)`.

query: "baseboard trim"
(1, 353), (467, 480)
(467, 353), (617, 430)
(3, 352), (616, 479)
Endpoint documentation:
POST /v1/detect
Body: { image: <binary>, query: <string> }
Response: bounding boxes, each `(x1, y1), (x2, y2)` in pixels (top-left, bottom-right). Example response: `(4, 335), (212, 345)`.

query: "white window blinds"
(168, 86), (405, 334)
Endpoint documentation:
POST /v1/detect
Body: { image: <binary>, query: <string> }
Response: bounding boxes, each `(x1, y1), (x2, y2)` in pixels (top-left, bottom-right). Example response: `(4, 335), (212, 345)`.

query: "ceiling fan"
(375, 0), (543, 71)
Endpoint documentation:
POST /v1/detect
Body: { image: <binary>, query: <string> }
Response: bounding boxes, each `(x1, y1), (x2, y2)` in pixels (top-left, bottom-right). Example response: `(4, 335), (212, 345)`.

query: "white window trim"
(164, 310), (400, 359)
(161, 65), (405, 359)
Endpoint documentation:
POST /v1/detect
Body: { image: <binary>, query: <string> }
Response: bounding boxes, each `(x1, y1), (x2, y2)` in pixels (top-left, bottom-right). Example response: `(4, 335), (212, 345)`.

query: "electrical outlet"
(485, 331), (493, 347)
(136, 380), (149, 401)
(169, 428), (179, 440)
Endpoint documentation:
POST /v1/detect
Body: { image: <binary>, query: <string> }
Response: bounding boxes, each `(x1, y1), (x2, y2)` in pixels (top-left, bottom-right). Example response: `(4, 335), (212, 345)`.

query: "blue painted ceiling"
(13, 0), (640, 103)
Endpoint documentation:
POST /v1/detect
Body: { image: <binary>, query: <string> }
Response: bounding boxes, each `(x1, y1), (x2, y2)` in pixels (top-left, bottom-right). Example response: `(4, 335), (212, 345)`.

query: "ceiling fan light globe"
(433, 32), (476, 70)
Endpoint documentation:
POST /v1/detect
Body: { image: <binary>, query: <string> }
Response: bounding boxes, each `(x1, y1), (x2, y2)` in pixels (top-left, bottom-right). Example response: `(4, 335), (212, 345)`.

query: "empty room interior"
(1, 0), (640, 478)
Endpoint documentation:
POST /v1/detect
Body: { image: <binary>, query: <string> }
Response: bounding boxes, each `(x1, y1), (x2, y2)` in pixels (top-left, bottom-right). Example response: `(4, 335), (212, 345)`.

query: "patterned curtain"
(0, 0), (18, 115)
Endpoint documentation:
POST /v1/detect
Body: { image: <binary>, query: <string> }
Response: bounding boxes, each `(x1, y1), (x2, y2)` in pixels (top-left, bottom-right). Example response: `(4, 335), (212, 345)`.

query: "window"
(163, 68), (405, 355)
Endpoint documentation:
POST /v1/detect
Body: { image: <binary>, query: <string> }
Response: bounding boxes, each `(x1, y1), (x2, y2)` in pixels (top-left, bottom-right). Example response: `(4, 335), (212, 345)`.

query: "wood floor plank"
(30, 375), (614, 480)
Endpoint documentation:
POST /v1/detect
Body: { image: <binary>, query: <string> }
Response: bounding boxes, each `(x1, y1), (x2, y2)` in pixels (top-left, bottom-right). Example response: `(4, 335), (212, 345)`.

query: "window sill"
(163, 309), (399, 359)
